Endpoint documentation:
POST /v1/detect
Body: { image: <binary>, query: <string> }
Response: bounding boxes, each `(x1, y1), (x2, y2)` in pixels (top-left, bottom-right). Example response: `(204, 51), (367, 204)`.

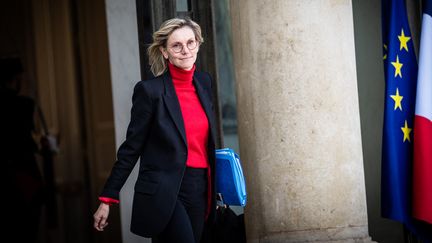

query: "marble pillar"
(104, 0), (150, 242)
(229, 1), (372, 242)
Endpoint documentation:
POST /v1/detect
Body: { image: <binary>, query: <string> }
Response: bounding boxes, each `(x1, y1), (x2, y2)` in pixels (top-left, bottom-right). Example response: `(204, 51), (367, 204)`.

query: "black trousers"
(152, 167), (208, 243)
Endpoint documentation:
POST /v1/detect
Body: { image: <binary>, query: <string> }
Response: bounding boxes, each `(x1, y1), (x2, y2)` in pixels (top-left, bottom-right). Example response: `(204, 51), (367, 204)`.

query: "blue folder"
(215, 148), (247, 207)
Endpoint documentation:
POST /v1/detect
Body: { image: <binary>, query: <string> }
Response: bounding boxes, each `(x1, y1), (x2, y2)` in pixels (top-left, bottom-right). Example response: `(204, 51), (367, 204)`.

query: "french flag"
(413, 0), (432, 224)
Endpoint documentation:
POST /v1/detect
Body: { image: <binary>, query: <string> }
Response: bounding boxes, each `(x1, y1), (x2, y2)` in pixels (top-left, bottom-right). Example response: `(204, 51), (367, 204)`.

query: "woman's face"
(160, 26), (199, 70)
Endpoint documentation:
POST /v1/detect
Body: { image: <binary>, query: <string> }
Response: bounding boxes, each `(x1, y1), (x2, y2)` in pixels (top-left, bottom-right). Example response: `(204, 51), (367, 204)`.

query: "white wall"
(104, 0), (150, 242)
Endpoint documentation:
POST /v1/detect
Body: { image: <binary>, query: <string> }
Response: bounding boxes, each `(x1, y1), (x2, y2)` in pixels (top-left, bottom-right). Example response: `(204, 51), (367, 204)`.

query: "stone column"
(229, 1), (372, 242)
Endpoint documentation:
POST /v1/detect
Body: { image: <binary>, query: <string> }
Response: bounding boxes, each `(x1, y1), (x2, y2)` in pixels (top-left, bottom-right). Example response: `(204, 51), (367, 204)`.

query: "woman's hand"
(93, 202), (110, 231)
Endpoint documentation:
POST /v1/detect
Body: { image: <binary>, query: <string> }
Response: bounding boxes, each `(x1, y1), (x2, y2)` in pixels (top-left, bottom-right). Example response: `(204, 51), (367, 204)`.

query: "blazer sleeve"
(100, 81), (153, 200)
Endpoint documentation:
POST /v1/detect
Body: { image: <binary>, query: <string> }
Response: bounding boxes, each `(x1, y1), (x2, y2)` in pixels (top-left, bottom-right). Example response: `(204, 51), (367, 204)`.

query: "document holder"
(215, 148), (247, 206)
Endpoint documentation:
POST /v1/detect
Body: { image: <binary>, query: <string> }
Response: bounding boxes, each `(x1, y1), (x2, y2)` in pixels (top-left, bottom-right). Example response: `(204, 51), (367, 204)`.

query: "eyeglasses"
(169, 39), (198, 53)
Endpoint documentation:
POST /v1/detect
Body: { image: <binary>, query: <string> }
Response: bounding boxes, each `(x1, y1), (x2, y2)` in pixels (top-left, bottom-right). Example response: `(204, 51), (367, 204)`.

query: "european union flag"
(382, 0), (432, 240)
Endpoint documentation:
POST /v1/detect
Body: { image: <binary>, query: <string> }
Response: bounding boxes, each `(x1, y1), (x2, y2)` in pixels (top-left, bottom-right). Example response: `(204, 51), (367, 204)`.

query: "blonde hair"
(148, 18), (204, 76)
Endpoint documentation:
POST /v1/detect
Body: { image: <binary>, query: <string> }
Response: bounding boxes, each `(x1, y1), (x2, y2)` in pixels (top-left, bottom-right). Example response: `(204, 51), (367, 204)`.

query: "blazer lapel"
(193, 74), (217, 143)
(162, 73), (187, 146)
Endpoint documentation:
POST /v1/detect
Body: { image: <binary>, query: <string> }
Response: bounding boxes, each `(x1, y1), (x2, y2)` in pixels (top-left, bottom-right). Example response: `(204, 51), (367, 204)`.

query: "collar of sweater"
(168, 62), (196, 88)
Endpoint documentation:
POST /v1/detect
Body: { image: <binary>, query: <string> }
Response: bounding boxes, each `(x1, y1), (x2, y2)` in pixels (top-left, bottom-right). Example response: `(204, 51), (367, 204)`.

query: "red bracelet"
(99, 197), (120, 205)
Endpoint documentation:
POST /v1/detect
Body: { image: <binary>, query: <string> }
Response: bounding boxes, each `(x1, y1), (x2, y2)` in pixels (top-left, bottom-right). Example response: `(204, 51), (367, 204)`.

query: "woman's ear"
(159, 47), (168, 59)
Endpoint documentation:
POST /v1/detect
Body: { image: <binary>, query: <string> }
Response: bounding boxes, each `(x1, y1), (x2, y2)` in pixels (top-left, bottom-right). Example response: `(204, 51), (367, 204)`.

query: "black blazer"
(100, 71), (217, 238)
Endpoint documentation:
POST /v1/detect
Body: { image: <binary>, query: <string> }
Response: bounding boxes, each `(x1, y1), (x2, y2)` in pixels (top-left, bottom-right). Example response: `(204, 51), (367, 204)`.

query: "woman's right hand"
(93, 202), (110, 231)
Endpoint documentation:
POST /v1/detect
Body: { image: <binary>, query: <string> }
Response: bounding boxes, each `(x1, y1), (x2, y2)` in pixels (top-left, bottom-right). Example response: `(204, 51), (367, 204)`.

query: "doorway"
(1, 0), (120, 242)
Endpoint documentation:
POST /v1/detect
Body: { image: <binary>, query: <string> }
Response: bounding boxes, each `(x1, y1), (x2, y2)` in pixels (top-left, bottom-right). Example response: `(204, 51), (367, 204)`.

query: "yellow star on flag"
(391, 55), (403, 78)
(390, 88), (403, 111)
(398, 29), (411, 52)
(383, 44), (388, 60)
(401, 120), (412, 142)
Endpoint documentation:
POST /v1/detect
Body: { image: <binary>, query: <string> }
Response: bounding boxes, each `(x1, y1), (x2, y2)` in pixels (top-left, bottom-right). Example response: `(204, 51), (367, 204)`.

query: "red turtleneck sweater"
(169, 63), (212, 219)
(169, 62), (209, 168)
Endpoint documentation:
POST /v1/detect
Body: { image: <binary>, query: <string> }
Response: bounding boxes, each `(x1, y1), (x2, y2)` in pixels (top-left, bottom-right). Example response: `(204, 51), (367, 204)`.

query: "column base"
(254, 226), (376, 243)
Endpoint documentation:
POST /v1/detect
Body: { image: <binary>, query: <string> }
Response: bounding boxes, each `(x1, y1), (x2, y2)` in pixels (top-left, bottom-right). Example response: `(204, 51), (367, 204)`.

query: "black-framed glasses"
(169, 39), (198, 53)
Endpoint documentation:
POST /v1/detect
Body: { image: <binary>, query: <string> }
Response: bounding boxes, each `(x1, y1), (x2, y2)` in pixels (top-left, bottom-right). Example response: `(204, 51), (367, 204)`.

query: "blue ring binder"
(215, 148), (247, 207)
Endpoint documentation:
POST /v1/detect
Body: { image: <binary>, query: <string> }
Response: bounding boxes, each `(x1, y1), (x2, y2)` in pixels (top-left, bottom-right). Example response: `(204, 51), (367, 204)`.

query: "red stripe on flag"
(413, 115), (432, 224)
